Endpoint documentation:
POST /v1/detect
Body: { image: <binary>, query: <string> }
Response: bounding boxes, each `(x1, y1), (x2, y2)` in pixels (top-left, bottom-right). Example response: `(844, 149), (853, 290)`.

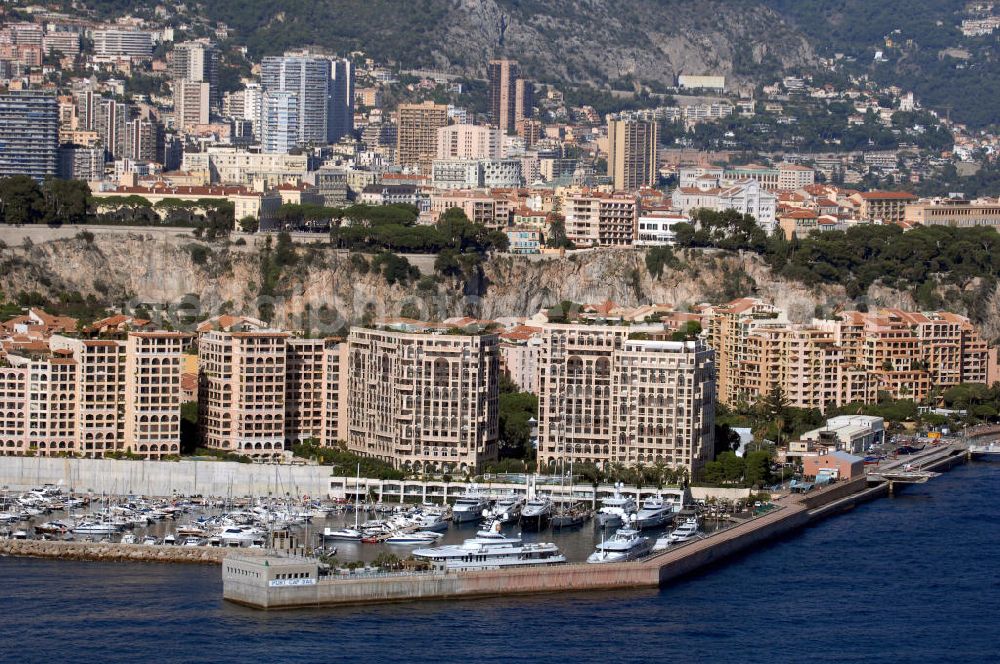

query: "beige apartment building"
(705, 299), (989, 411)
(562, 191), (639, 246)
(904, 199), (1000, 228)
(607, 118), (658, 192)
(436, 124), (501, 160)
(345, 326), (500, 473)
(850, 191), (918, 224)
(198, 330), (348, 458)
(536, 325), (715, 475)
(396, 101), (448, 175)
(123, 332), (188, 458)
(1, 333), (187, 458)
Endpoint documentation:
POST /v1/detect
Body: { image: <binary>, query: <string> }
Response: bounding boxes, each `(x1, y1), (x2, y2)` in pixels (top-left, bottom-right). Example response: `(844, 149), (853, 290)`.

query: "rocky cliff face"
(441, 0), (815, 88)
(3, 235), (998, 340)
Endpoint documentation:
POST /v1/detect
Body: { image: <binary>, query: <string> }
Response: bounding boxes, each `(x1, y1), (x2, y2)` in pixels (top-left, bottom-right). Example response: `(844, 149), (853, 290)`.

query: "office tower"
(488, 59), (533, 135)
(174, 80), (210, 131)
(261, 53), (331, 146)
(328, 58), (354, 142)
(396, 101), (448, 174)
(0, 90), (59, 181)
(259, 91), (300, 153)
(606, 117), (658, 191)
(171, 40), (219, 108)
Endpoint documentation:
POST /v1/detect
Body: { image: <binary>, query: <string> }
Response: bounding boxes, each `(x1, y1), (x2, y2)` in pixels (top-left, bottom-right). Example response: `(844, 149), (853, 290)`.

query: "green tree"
(0, 175), (45, 224)
(42, 178), (90, 225)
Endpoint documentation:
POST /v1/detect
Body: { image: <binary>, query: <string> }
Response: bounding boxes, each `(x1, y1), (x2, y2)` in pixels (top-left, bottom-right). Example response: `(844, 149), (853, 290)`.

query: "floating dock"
(223, 444), (972, 609)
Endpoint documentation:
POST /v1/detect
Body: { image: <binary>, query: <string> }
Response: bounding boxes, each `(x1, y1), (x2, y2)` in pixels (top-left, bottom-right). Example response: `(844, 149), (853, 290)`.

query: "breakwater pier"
(223, 443), (975, 609)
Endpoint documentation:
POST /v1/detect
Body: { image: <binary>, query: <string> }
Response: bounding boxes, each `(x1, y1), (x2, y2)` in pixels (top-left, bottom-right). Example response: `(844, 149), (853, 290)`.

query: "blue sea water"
(1, 461), (998, 664)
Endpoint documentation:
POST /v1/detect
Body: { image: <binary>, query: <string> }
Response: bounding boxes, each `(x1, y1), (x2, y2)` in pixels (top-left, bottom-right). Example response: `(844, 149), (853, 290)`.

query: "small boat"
(141, 536), (158, 546)
(586, 527), (652, 563)
(551, 506), (592, 529)
(162, 534), (177, 545)
(182, 537), (206, 547)
(11, 529), (29, 540)
(35, 520), (70, 535)
(120, 533), (137, 544)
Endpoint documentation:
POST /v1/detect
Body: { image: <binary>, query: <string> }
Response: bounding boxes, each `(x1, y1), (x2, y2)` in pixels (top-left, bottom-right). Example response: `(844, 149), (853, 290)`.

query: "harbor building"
(345, 326), (500, 473)
(536, 325), (716, 475)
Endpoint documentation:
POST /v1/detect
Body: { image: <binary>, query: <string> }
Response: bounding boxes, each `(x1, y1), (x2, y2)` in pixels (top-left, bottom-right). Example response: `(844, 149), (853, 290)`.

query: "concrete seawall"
(0, 539), (259, 565)
(0, 456), (332, 497)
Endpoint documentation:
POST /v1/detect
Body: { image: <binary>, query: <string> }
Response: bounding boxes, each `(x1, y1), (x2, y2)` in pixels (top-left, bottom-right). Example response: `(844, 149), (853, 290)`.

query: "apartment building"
(345, 326), (500, 473)
(123, 333), (188, 458)
(563, 191), (639, 247)
(92, 29), (153, 58)
(197, 331), (348, 458)
(198, 331), (289, 457)
(850, 191), (917, 224)
(1, 351), (77, 457)
(904, 199), (1000, 228)
(606, 117), (658, 192)
(0, 90), (59, 182)
(429, 191), (512, 230)
(487, 59), (532, 135)
(0, 333), (187, 458)
(436, 124), (501, 160)
(705, 299), (989, 411)
(396, 102), (448, 174)
(536, 325), (715, 475)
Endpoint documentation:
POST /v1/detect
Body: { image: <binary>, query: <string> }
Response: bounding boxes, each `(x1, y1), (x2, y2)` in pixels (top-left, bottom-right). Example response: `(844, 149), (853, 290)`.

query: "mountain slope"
(198, 0), (815, 88)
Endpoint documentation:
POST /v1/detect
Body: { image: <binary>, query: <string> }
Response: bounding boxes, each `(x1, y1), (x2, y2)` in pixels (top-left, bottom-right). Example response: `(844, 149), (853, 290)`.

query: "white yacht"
(412, 532), (566, 570)
(72, 521), (122, 535)
(322, 527), (363, 541)
(519, 496), (553, 531)
(586, 527), (652, 563)
(634, 495), (674, 530)
(653, 517), (700, 551)
(216, 526), (264, 547)
(451, 487), (490, 523)
(384, 531), (443, 545)
(410, 512), (449, 533)
(596, 485), (637, 528)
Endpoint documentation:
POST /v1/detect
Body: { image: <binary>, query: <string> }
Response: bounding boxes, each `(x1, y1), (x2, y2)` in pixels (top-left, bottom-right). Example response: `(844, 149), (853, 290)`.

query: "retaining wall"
(0, 456), (331, 497)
